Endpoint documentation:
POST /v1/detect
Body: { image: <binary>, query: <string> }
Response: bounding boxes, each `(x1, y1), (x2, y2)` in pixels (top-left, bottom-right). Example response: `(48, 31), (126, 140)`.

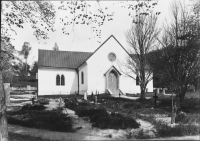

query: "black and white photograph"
(0, 0), (200, 140)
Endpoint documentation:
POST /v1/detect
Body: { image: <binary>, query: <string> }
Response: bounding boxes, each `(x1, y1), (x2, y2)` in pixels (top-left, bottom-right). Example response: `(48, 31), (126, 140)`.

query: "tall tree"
(53, 43), (59, 51)
(158, 0), (200, 103)
(20, 42), (31, 77)
(30, 61), (38, 77)
(0, 37), (14, 141)
(122, 1), (160, 99)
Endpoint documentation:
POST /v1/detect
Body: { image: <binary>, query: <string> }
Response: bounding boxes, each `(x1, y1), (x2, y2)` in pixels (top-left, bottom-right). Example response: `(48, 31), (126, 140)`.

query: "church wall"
(78, 63), (88, 94)
(38, 68), (78, 95)
(86, 36), (144, 94)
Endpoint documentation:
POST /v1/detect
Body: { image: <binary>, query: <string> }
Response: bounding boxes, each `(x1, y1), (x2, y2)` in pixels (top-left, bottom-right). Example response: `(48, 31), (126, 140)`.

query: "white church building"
(38, 35), (153, 96)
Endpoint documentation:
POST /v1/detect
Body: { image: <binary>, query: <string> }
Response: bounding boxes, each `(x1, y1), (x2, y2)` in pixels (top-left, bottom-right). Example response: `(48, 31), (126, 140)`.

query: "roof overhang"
(104, 65), (122, 76)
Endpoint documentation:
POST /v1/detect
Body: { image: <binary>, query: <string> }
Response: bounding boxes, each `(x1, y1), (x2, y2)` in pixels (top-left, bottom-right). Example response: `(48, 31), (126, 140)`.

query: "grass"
(7, 106), (73, 132)
(9, 132), (59, 141)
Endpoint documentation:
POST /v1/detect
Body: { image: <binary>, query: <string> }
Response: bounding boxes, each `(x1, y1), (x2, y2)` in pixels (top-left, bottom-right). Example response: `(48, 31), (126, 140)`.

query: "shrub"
(37, 98), (50, 105)
(123, 102), (144, 110)
(76, 108), (107, 119)
(75, 107), (140, 129)
(7, 109), (73, 132)
(21, 104), (46, 111)
(93, 112), (140, 129)
(175, 111), (188, 123)
(64, 98), (79, 110)
(156, 123), (200, 137)
(159, 98), (172, 107)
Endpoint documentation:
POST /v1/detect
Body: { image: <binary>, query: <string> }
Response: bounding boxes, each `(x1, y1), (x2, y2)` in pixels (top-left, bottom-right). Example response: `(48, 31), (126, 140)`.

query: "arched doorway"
(108, 70), (118, 90)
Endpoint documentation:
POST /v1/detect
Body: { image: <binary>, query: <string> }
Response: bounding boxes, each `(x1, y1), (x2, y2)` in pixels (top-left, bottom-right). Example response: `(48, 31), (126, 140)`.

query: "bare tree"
(158, 0), (200, 103)
(122, 2), (160, 99)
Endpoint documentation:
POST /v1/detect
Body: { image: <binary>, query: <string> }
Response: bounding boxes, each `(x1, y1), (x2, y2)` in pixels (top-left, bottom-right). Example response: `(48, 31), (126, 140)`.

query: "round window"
(108, 52), (116, 62)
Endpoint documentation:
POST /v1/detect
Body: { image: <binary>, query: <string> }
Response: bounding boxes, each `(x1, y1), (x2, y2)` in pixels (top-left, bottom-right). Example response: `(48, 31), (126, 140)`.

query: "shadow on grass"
(9, 132), (60, 141)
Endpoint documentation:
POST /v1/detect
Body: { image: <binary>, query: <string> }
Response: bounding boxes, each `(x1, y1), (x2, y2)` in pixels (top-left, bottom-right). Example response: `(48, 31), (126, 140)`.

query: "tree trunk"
(179, 87), (187, 108)
(26, 58), (27, 77)
(140, 86), (146, 99)
(0, 70), (8, 141)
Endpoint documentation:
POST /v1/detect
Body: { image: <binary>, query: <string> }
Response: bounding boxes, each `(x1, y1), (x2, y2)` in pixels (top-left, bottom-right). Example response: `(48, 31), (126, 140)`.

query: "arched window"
(81, 71), (84, 84)
(61, 75), (65, 86)
(56, 75), (60, 85)
(136, 75), (139, 86)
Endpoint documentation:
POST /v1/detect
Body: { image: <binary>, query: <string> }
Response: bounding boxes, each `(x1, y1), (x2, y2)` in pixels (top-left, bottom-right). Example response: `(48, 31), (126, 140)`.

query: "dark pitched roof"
(38, 49), (92, 69)
(38, 35), (131, 69)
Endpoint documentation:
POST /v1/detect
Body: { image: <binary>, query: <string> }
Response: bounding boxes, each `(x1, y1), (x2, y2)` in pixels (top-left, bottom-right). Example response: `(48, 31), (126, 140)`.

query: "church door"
(108, 71), (118, 90)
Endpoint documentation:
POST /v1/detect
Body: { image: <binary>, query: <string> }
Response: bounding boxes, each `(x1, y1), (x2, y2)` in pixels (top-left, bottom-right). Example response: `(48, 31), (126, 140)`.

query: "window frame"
(81, 71), (84, 84)
(61, 74), (65, 86)
(56, 75), (60, 86)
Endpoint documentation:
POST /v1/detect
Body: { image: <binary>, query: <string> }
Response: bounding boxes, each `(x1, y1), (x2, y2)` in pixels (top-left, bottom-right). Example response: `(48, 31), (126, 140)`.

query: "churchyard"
(6, 90), (200, 140)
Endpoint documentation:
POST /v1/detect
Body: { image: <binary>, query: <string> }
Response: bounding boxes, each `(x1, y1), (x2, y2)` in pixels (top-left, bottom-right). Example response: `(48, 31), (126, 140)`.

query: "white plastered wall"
(38, 67), (78, 95)
(78, 63), (88, 94)
(86, 36), (151, 95)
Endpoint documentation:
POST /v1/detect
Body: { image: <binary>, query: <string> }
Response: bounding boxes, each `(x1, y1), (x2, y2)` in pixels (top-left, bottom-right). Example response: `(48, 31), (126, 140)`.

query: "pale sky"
(8, 0), (180, 66)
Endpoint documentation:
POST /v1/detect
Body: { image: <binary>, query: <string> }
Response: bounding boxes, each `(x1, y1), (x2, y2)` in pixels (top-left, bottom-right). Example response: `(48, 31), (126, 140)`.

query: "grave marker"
(84, 92), (87, 100)
(95, 95), (97, 104)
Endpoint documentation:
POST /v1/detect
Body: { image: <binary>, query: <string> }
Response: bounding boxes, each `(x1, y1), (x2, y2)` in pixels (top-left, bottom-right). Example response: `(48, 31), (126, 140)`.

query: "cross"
(153, 90), (158, 107)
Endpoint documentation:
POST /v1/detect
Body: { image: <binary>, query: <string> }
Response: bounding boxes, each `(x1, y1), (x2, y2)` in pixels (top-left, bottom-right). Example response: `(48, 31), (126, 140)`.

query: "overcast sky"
(9, 0), (189, 66)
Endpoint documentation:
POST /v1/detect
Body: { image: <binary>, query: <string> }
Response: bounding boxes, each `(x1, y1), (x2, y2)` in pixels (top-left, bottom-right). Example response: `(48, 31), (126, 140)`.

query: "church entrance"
(108, 70), (118, 90)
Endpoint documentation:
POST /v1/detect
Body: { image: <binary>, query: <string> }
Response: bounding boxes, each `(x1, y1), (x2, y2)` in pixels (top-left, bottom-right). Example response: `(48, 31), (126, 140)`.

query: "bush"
(21, 104), (46, 111)
(7, 109), (73, 132)
(181, 98), (199, 109)
(159, 98), (172, 107)
(76, 108), (107, 118)
(175, 111), (188, 123)
(123, 102), (144, 110)
(75, 107), (140, 129)
(64, 98), (79, 110)
(93, 112), (140, 129)
(37, 98), (50, 105)
(156, 123), (200, 137)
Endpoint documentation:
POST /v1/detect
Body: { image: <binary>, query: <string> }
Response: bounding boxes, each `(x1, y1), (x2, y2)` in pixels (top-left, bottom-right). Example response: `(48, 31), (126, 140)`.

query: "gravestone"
(58, 97), (63, 107)
(3, 83), (10, 106)
(95, 95), (97, 104)
(84, 92), (87, 100)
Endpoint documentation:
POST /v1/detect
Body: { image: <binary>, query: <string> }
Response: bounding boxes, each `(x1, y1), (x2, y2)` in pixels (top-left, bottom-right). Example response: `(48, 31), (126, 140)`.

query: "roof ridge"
(39, 49), (93, 54)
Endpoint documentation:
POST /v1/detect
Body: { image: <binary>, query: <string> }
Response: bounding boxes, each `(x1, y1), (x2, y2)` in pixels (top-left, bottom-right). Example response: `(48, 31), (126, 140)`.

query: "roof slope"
(38, 49), (92, 69)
